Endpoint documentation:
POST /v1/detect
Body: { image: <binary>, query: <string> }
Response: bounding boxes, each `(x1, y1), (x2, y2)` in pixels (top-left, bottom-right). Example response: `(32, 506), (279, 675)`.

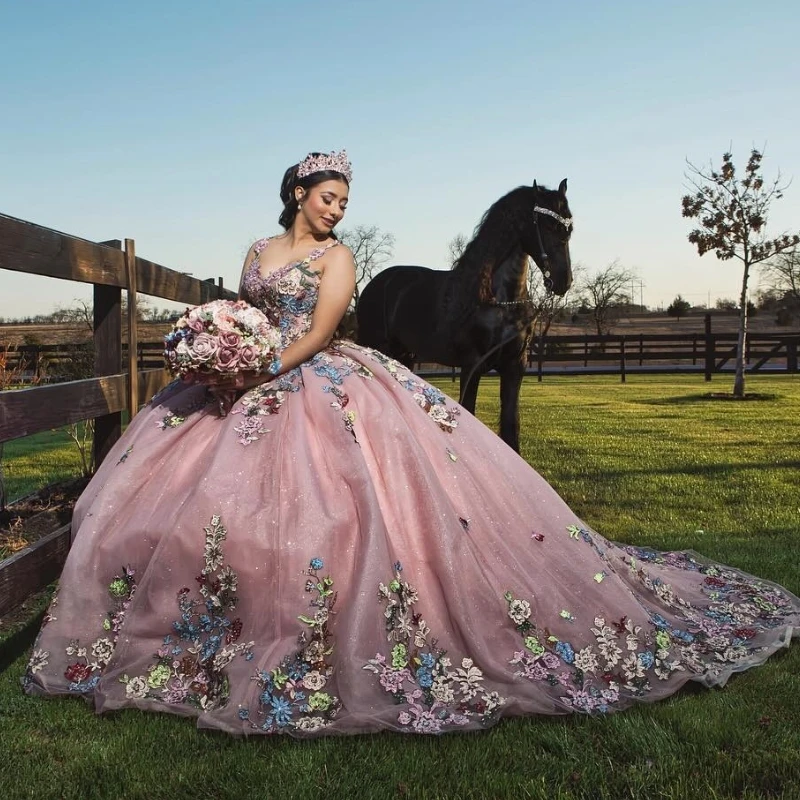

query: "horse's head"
(520, 179), (573, 295)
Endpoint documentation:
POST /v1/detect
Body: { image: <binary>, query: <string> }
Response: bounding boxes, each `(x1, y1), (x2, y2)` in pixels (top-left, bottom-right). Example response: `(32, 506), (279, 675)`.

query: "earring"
(297, 202), (303, 210)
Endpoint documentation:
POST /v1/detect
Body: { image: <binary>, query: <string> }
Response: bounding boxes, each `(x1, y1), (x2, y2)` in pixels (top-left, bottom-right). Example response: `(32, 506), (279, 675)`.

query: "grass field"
(1, 374), (799, 799)
(1, 425), (91, 503)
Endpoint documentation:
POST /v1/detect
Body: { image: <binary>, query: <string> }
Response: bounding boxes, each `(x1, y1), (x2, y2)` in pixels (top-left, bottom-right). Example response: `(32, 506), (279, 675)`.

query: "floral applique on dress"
(155, 392), (212, 430)
(23, 567), (137, 694)
(364, 563), (505, 732)
(501, 524), (799, 713)
(120, 515), (253, 710)
(350, 346), (460, 433)
(239, 558), (341, 733)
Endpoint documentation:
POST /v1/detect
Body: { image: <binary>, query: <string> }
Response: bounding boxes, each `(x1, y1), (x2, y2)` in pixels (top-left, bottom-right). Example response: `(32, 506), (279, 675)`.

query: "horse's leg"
(499, 360), (525, 452)
(459, 365), (481, 415)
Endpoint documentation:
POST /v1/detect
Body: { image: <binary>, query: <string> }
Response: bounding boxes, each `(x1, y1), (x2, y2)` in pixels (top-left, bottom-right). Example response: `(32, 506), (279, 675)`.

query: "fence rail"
(0, 212), (236, 617)
(410, 327), (799, 381)
(525, 329), (799, 381)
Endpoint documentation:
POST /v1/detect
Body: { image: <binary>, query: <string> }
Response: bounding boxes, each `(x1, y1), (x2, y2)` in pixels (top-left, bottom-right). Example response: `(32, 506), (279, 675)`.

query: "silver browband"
(533, 206), (573, 229)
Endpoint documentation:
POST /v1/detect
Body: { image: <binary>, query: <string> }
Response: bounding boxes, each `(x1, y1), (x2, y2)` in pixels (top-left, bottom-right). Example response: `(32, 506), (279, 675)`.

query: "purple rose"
(190, 332), (218, 363)
(238, 344), (261, 371)
(219, 330), (242, 348)
(216, 346), (240, 372)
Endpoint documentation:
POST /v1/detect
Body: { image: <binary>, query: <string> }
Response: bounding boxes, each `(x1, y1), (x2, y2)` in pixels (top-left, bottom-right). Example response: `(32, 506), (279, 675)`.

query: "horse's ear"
(533, 180), (538, 191)
(558, 178), (568, 196)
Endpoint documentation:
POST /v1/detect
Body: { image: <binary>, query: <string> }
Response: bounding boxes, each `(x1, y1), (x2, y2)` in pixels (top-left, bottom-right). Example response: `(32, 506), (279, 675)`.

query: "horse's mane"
(449, 185), (540, 310)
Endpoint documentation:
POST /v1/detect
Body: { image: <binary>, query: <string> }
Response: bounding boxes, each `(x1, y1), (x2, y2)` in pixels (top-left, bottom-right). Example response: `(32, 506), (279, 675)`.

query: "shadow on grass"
(598, 459), (800, 479)
(640, 392), (781, 405)
(0, 609), (44, 674)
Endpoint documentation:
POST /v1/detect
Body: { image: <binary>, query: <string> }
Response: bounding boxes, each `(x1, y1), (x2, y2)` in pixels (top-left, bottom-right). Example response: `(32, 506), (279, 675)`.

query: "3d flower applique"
(364, 562), (505, 732)
(240, 557), (341, 733)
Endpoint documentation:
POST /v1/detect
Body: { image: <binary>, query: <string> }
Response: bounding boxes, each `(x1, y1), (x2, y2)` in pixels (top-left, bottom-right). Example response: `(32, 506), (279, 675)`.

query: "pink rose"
(238, 344), (261, 371)
(190, 332), (218, 363)
(219, 330), (242, 348)
(187, 315), (205, 333)
(216, 346), (239, 372)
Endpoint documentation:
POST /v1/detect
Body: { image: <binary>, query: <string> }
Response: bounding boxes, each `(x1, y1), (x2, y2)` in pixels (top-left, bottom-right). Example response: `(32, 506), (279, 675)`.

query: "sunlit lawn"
(1, 374), (799, 799)
(1, 424), (91, 503)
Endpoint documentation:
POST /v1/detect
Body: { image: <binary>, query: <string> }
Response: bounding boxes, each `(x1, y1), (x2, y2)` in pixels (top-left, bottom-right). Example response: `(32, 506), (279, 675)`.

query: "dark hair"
(278, 154), (350, 230)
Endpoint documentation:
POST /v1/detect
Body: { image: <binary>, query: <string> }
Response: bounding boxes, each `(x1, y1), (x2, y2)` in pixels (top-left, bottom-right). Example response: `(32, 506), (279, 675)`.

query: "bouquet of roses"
(164, 299), (281, 385)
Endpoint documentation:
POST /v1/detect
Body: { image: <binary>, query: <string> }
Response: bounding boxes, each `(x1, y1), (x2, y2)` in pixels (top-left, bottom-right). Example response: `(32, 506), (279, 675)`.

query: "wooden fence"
(11, 323), (799, 385)
(0, 212), (235, 616)
(526, 326), (799, 382)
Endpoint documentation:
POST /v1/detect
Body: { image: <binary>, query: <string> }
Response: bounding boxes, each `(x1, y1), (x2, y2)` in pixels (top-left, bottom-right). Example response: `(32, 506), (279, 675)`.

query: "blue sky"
(1, 0), (799, 316)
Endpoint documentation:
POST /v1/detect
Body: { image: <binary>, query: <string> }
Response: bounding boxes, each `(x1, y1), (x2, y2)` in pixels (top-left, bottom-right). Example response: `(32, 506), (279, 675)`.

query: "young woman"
(24, 151), (800, 736)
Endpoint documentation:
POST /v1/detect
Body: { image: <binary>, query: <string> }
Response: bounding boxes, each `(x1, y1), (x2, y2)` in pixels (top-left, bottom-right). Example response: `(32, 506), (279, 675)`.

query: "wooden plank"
(0, 523), (71, 617)
(0, 375), (127, 443)
(0, 213), (237, 302)
(135, 257), (236, 304)
(0, 368), (175, 445)
(0, 213), (126, 287)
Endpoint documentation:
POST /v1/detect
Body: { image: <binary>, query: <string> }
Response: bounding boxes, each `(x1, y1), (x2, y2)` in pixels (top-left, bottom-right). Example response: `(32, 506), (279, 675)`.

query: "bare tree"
(578, 261), (635, 336)
(447, 233), (469, 268)
(762, 246), (800, 303)
(338, 225), (395, 306)
(682, 148), (800, 397)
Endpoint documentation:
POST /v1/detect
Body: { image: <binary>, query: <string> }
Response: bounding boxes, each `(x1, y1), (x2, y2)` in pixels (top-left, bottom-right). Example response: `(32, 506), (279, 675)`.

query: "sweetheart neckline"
(252, 238), (337, 284)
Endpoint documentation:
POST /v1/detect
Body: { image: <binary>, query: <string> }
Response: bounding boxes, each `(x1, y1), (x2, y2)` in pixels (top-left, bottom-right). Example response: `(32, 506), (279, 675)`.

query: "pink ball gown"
(23, 238), (800, 736)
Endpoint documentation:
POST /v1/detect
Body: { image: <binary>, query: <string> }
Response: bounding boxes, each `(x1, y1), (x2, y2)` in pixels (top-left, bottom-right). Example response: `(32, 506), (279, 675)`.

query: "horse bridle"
(490, 204), (573, 307)
(531, 204), (573, 290)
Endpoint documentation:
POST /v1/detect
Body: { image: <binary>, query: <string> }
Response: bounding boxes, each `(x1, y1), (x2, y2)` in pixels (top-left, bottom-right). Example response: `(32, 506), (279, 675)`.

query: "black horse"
(356, 180), (573, 452)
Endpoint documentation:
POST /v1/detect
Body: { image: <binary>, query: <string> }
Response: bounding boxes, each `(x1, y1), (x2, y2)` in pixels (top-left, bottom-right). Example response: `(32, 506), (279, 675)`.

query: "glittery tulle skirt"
(22, 342), (800, 735)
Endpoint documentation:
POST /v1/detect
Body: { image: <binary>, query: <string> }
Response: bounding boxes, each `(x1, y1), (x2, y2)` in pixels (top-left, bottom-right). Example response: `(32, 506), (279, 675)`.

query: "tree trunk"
(733, 263), (750, 398)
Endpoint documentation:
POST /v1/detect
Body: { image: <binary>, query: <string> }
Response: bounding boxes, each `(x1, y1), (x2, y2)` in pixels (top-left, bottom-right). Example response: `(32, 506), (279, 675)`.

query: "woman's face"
(296, 179), (349, 234)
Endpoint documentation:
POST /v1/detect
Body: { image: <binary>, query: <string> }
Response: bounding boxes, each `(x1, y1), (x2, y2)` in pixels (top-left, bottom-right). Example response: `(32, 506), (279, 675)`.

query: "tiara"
(296, 150), (353, 183)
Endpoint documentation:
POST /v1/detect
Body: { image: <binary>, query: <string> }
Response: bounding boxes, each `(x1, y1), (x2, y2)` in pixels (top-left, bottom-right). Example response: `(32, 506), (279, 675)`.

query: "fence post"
(639, 334), (643, 366)
(124, 239), (139, 419)
(620, 336), (626, 383)
(537, 334), (544, 382)
(704, 313), (713, 382)
(93, 241), (123, 467)
(788, 338), (798, 373)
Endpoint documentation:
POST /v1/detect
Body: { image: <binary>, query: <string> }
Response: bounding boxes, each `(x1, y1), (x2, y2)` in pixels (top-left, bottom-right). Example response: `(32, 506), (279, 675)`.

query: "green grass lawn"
(1, 425), (91, 503)
(1, 375), (799, 800)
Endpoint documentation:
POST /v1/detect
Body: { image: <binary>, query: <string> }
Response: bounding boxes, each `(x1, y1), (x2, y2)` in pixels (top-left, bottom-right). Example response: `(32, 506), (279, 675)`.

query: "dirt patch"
(0, 477), (88, 561)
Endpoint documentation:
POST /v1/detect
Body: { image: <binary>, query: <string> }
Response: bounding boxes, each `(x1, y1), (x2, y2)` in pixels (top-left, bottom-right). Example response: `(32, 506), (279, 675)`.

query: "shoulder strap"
(308, 240), (339, 262)
(253, 237), (270, 255)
